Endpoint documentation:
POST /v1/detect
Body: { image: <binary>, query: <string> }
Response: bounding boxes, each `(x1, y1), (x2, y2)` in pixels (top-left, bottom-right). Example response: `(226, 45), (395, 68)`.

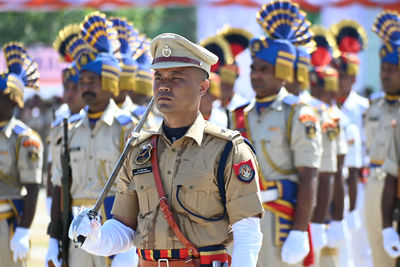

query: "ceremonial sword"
(72, 97), (154, 248)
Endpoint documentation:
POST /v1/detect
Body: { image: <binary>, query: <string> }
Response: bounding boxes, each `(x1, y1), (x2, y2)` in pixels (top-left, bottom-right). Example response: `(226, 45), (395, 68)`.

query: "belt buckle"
(158, 258), (169, 267)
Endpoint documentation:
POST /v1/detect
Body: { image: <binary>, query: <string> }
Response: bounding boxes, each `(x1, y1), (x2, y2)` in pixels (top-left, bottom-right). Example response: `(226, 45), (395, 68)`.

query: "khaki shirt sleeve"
(111, 146), (139, 218)
(291, 105), (322, 168)
(18, 131), (43, 184)
(224, 137), (264, 225)
(320, 133), (336, 173)
(382, 130), (399, 178)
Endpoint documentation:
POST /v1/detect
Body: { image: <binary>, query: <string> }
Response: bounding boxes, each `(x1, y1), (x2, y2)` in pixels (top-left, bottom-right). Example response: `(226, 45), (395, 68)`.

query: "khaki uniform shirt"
(0, 117), (43, 199)
(239, 88), (321, 182)
(112, 114), (264, 249)
(365, 98), (400, 166)
(382, 107), (400, 178)
(52, 100), (134, 201)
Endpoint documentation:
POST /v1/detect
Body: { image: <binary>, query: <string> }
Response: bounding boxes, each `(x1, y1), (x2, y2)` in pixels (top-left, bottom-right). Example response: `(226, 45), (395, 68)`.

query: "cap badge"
(162, 44), (172, 57)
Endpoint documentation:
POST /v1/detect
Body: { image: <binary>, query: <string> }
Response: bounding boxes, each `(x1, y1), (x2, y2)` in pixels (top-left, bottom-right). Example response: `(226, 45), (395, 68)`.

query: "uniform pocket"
(174, 172), (214, 220)
(134, 174), (158, 216)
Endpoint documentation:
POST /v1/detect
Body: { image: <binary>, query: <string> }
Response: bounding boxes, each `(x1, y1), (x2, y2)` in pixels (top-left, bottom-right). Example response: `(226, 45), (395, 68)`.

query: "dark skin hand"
(382, 175), (396, 229)
(20, 183), (40, 228)
(312, 172), (334, 223)
(347, 167), (359, 211)
(332, 155), (345, 220)
(293, 167), (318, 231)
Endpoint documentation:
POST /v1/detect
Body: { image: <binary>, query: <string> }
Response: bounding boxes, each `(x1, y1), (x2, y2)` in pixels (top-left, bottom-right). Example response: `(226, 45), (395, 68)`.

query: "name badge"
(132, 167), (152, 175)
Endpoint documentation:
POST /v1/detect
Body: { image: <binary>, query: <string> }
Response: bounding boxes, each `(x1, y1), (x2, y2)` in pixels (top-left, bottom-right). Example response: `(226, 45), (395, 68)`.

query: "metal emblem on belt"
(135, 143), (153, 165)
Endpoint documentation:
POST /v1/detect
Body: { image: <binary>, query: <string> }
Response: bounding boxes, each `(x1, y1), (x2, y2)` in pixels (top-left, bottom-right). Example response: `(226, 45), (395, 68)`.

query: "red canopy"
(1, 0), (399, 11)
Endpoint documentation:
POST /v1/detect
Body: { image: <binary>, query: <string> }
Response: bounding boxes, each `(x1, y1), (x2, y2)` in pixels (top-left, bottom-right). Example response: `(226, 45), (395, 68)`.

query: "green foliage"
(0, 7), (197, 46)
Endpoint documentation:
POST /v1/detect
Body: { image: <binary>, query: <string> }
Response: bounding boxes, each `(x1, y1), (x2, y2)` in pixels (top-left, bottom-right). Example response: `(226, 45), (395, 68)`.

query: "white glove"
(46, 197), (52, 217)
(10, 227), (30, 262)
(45, 238), (61, 267)
(281, 230), (309, 264)
(231, 217), (263, 267)
(326, 220), (349, 248)
(346, 210), (361, 231)
(310, 223), (327, 251)
(382, 227), (400, 258)
(68, 208), (101, 250)
(111, 247), (138, 267)
(69, 208), (135, 256)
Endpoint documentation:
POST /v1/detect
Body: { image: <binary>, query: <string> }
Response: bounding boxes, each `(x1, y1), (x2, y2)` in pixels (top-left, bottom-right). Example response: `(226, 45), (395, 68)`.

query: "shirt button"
(171, 148), (176, 152)
(88, 177), (92, 181)
(91, 134), (94, 138)
(140, 185), (144, 190)
(189, 185), (194, 190)
(167, 170), (171, 175)
(89, 155), (93, 160)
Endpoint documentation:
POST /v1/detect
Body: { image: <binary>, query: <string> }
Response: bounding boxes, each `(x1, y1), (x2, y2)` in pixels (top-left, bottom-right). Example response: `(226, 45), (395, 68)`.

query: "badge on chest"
(135, 143), (153, 165)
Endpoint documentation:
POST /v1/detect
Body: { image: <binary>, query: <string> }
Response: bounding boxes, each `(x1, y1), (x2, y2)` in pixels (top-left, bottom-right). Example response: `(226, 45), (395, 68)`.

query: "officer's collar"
(121, 95), (138, 112)
(341, 90), (357, 110)
(78, 99), (119, 128)
(156, 113), (205, 146)
(3, 117), (16, 138)
(248, 87), (289, 113)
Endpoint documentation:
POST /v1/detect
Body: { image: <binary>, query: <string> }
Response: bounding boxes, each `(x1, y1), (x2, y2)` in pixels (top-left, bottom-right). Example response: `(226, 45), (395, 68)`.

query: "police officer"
(231, 2), (321, 266)
(68, 32), (264, 267)
(370, 10), (400, 266)
(0, 42), (42, 267)
(46, 12), (135, 267)
(46, 24), (86, 215)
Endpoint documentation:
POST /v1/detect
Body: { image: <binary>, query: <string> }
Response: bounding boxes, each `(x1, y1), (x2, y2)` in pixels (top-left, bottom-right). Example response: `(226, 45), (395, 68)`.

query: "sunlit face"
(78, 70), (110, 108)
(250, 58), (283, 98)
(380, 62), (400, 95)
(153, 67), (208, 116)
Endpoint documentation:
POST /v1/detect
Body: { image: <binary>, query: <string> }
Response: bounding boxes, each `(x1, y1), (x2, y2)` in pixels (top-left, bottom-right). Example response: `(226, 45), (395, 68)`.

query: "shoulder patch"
(233, 159), (255, 183)
(283, 94), (300, 106)
(116, 114), (132, 126)
(204, 121), (241, 141)
(68, 112), (84, 123)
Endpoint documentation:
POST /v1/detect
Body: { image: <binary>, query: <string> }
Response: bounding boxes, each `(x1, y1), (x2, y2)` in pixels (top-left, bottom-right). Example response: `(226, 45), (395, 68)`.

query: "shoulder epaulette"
(370, 91), (384, 102)
(204, 121), (241, 142)
(13, 123), (28, 136)
(68, 112), (84, 123)
(116, 114), (133, 126)
(306, 98), (323, 109)
(283, 94), (300, 106)
(51, 115), (66, 128)
(133, 106), (146, 118)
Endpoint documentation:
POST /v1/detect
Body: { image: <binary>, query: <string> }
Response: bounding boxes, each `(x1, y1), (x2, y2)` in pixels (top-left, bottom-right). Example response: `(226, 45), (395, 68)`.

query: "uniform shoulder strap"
(204, 121), (241, 141)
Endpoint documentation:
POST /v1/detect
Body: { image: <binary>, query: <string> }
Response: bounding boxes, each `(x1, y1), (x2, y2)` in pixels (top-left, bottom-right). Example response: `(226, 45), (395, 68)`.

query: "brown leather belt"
(138, 257), (200, 267)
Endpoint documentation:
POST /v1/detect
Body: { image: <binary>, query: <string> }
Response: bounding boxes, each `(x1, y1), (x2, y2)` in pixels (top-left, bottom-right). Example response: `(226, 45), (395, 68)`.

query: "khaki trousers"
(257, 210), (302, 267)
(0, 219), (26, 267)
(364, 169), (395, 267)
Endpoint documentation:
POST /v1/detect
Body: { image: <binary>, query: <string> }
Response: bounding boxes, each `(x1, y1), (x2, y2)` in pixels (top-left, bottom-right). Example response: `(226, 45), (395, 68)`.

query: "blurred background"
(0, 0), (398, 266)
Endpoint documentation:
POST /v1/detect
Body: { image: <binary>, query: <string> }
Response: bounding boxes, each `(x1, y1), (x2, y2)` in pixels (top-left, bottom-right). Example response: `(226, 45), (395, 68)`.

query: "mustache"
(82, 91), (96, 98)
(156, 92), (173, 98)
